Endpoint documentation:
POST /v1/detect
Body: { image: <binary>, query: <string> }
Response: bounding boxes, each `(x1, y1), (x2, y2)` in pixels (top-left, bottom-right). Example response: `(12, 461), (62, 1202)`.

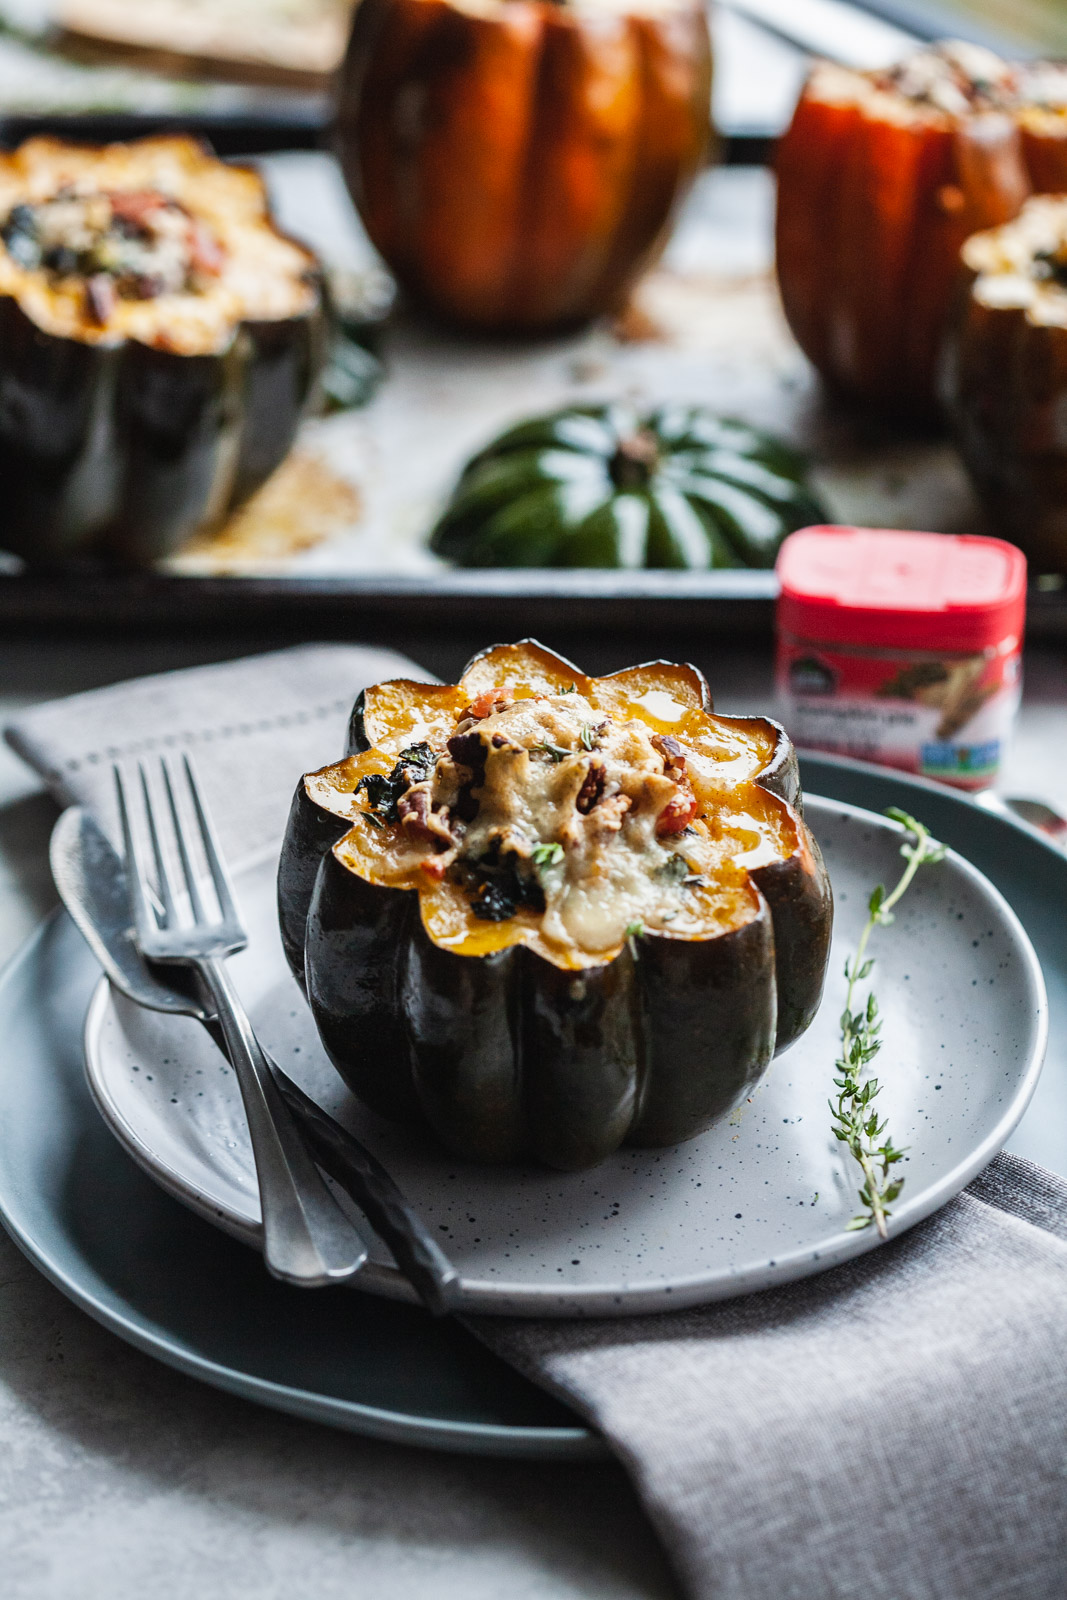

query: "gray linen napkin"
(7, 646), (1067, 1600)
(4, 643), (420, 864)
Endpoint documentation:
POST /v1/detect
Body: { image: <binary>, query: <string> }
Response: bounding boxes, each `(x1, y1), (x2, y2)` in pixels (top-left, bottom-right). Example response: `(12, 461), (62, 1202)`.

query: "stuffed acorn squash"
(0, 135), (325, 565)
(942, 195), (1067, 571)
(279, 640), (833, 1170)
(429, 405), (825, 569)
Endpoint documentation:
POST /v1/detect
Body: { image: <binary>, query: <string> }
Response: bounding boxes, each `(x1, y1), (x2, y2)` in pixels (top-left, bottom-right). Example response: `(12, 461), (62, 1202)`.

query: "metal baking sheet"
(0, 150), (1063, 642)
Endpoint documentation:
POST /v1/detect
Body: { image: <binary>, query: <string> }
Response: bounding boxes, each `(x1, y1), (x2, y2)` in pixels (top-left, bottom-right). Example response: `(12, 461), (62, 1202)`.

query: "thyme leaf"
(624, 920), (644, 939)
(533, 739), (573, 763)
(580, 723), (596, 751)
(832, 808), (945, 1239)
(531, 841), (565, 869)
(659, 853), (691, 884)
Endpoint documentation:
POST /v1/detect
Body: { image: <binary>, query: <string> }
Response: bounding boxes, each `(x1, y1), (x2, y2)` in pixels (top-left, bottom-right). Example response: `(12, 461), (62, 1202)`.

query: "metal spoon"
(974, 792), (1067, 848)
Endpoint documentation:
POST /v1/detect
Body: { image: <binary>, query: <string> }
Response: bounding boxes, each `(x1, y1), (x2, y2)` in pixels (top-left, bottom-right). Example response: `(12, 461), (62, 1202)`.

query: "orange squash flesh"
(305, 643), (795, 972)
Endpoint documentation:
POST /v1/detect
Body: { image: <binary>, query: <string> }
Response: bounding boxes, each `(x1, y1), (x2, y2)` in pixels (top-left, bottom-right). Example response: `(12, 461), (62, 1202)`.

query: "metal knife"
(50, 805), (461, 1316)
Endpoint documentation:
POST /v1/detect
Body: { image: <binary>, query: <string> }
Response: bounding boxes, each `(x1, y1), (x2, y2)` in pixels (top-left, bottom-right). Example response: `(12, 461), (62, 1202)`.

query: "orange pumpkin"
(775, 43), (1030, 419)
(334, 0), (712, 333)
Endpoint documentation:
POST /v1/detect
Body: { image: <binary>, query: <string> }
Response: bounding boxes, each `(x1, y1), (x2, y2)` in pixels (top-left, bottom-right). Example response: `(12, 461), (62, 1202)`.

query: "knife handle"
(269, 1063), (461, 1317)
(202, 1016), (459, 1315)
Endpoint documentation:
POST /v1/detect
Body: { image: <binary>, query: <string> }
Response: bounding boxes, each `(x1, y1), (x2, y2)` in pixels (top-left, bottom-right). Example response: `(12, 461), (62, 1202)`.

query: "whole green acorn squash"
(0, 135), (326, 565)
(429, 405), (826, 569)
(278, 640), (833, 1171)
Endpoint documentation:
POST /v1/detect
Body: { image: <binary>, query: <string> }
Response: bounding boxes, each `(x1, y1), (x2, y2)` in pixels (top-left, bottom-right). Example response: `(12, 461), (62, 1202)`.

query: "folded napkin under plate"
(7, 644), (1067, 1600)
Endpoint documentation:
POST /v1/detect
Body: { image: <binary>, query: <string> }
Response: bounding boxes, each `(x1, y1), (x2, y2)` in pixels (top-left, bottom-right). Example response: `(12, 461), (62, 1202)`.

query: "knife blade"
(50, 805), (461, 1316)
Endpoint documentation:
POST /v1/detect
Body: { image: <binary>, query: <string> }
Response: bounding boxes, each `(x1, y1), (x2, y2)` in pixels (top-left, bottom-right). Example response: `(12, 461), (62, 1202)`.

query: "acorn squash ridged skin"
(428, 405), (826, 571)
(0, 136), (327, 566)
(277, 645), (833, 1170)
(941, 241), (1067, 574)
(335, 0), (713, 334)
(0, 294), (324, 565)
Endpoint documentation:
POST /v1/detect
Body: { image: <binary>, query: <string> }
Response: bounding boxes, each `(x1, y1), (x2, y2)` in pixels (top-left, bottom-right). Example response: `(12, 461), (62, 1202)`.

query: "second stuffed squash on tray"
(0, 135), (326, 566)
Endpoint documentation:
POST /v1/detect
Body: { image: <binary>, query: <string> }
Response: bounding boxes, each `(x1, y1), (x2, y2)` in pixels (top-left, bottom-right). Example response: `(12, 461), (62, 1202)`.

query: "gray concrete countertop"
(0, 634), (1064, 1599)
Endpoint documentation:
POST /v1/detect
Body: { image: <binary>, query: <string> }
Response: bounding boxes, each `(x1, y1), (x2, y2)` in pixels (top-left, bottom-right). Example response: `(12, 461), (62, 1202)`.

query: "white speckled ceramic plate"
(83, 797), (1047, 1316)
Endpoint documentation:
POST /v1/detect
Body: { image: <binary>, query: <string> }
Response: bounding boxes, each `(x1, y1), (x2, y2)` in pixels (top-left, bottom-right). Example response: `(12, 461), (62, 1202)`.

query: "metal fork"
(114, 755), (368, 1287)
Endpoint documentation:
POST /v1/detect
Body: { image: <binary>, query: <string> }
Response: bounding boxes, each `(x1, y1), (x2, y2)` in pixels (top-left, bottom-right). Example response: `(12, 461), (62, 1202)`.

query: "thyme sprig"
(832, 807), (945, 1240)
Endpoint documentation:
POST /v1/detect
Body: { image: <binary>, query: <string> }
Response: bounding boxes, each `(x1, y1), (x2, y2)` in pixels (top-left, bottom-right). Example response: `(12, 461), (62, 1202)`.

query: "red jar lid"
(776, 526), (1027, 653)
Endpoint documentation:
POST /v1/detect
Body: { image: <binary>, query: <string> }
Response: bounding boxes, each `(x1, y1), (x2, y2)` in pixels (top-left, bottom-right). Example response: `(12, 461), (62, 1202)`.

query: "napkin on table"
(7, 644), (1067, 1600)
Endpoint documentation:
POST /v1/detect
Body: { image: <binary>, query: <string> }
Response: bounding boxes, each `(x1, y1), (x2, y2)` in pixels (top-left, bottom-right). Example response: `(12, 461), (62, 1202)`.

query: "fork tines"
(114, 754), (243, 951)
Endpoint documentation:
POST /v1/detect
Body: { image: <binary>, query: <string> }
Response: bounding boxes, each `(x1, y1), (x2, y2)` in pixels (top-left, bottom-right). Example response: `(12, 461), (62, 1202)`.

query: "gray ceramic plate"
(82, 795), (1046, 1316)
(0, 765), (1060, 1457)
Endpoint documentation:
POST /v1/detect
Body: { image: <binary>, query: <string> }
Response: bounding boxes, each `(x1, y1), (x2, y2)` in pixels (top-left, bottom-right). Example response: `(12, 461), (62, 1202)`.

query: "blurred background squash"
(775, 41), (1030, 421)
(429, 404), (825, 569)
(334, 0), (713, 333)
(0, 135), (325, 565)
(942, 195), (1067, 572)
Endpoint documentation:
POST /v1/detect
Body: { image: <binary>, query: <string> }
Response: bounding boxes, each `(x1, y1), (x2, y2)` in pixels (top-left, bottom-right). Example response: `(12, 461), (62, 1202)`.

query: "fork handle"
(195, 955), (368, 1287)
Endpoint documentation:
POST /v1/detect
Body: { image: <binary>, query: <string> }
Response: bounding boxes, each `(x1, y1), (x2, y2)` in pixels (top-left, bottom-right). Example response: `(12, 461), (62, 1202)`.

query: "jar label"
(775, 638), (1021, 791)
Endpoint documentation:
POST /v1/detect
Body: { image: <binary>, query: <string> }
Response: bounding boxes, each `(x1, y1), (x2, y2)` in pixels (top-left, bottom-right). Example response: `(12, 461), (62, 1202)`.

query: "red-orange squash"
(334, 0), (712, 333)
(775, 42), (1031, 419)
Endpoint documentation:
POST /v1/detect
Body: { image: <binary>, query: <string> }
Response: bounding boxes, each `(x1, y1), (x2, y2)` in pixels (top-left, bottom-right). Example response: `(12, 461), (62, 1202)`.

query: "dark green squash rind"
(104, 338), (246, 564)
(229, 310), (327, 509)
(746, 716), (832, 1050)
(347, 689), (373, 755)
(629, 900), (776, 1146)
(751, 829), (833, 1054)
(0, 294), (123, 560)
(277, 776), (352, 983)
(0, 290), (324, 565)
(519, 943), (642, 1170)
(304, 848), (421, 1123)
(402, 929), (524, 1163)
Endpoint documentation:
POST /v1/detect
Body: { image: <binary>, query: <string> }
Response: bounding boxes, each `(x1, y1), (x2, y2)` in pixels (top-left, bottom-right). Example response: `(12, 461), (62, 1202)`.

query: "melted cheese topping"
(963, 195), (1067, 327)
(806, 43), (1019, 128)
(1017, 62), (1067, 130)
(307, 656), (796, 971)
(0, 136), (317, 354)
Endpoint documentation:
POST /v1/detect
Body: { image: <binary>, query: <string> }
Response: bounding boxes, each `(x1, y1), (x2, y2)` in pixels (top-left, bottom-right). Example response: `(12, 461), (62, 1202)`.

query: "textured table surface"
(0, 2), (1057, 1591)
(0, 634), (1064, 1599)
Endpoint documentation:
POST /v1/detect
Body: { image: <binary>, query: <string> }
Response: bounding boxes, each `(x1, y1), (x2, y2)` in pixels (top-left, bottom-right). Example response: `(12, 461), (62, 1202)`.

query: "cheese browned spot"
(327, 682), (797, 967)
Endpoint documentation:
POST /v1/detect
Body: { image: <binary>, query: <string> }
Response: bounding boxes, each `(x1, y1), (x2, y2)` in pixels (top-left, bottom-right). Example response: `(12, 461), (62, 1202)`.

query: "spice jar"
(775, 526), (1026, 790)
